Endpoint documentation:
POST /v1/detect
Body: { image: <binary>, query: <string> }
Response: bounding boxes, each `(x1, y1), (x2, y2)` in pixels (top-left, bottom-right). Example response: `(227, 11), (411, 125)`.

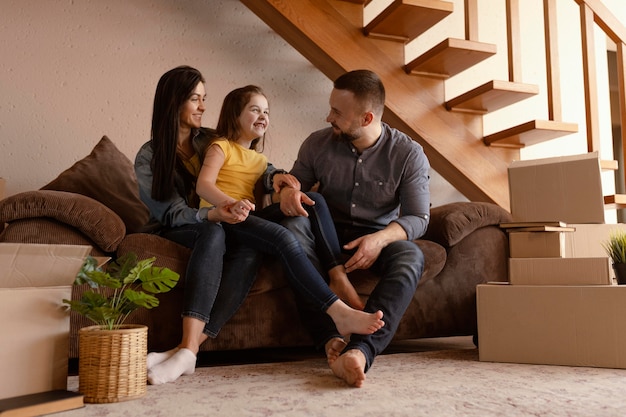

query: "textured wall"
(0, 0), (465, 206)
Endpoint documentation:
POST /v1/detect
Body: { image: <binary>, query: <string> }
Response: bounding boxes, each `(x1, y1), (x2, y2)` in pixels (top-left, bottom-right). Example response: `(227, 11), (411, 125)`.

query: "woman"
(134, 66), (260, 385)
(196, 85), (384, 337)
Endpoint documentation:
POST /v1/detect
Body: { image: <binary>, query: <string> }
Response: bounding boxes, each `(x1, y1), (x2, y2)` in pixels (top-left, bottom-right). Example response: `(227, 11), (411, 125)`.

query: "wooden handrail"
(506, 0), (522, 82)
(543, 0), (561, 121)
(464, 0), (479, 41)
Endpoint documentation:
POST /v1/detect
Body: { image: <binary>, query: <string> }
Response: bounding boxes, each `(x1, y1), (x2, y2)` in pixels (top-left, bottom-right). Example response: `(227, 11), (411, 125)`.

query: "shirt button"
(358, 159), (363, 163)
(355, 182), (359, 187)
(351, 203), (356, 208)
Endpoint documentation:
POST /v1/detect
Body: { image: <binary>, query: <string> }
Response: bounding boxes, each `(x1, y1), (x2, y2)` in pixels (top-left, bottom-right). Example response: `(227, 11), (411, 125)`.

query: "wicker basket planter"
(78, 324), (148, 403)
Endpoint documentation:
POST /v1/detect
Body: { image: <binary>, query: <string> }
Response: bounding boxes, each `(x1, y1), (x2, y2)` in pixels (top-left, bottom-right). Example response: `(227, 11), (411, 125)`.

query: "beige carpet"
(58, 338), (626, 417)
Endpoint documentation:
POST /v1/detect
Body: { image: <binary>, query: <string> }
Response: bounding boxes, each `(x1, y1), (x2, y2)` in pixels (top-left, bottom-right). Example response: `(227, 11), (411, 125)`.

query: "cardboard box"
(509, 223), (626, 258)
(508, 152), (605, 224)
(0, 243), (91, 400)
(0, 178), (5, 200)
(508, 231), (568, 258)
(509, 257), (611, 285)
(477, 284), (626, 369)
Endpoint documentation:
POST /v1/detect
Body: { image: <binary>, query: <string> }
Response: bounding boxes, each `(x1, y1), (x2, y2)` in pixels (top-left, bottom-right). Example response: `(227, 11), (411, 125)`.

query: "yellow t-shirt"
(200, 138), (267, 207)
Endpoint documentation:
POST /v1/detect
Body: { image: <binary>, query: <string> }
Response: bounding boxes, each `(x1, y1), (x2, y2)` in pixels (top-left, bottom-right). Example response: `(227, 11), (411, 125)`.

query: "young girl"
(196, 85), (383, 336)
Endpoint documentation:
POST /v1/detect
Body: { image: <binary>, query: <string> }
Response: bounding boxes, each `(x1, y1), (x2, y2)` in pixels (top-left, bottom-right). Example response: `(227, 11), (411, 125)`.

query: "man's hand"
(342, 223), (408, 272)
(342, 233), (384, 272)
(278, 187), (315, 217)
(272, 173), (300, 193)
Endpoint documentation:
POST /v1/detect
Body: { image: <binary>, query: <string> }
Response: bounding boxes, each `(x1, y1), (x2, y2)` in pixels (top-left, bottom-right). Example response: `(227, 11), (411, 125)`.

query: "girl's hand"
(221, 199), (255, 224)
(273, 173), (300, 193)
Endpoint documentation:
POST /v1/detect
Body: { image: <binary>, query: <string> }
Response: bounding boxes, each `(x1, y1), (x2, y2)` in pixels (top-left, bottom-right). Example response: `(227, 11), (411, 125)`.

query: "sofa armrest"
(0, 190), (126, 252)
(423, 201), (513, 247)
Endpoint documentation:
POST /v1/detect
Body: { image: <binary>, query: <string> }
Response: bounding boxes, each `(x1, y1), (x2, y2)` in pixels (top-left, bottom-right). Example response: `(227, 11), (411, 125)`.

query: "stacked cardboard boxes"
(478, 152), (626, 369)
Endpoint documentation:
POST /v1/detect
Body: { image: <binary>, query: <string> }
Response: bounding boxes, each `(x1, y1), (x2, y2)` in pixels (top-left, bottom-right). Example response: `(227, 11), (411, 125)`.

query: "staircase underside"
(241, 0), (519, 209)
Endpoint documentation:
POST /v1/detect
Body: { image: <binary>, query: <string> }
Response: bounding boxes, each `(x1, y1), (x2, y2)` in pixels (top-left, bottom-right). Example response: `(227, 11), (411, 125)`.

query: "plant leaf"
(123, 289), (159, 309)
(140, 266), (180, 294)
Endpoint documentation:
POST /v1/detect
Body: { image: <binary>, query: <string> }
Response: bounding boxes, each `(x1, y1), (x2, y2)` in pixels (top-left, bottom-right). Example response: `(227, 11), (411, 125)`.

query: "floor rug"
(59, 346), (626, 416)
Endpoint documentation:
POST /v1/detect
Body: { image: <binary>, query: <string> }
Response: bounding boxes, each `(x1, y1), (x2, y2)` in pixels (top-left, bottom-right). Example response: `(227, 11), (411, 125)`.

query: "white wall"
(0, 0), (465, 208)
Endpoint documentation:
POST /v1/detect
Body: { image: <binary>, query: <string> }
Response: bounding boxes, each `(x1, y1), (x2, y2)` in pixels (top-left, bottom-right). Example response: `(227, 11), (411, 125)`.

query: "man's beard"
(331, 125), (358, 143)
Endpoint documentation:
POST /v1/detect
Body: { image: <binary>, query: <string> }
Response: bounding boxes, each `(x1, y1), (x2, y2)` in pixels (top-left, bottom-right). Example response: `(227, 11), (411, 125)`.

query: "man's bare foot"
(330, 349), (367, 388)
(326, 301), (384, 336)
(330, 278), (365, 310)
(325, 337), (347, 365)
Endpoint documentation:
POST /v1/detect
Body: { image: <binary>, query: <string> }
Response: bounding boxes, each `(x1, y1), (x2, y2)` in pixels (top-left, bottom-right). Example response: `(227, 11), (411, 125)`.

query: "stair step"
(483, 120), (578, 148)
(363, 0), (454, 43)
(404, 38), (497, 79)
(446, 80), (539, 114)
(604, 194), (626, 209)
(601, 160), (619, 171)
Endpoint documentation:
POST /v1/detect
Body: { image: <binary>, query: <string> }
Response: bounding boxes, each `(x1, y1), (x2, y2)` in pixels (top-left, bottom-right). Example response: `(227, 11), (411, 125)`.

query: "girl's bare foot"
(326, 301), (384, 336)
(330, 349), (367, 387)
(325, 337), (347, 365)
(329, 266), (365, 310)
(330, 278), (365, 310)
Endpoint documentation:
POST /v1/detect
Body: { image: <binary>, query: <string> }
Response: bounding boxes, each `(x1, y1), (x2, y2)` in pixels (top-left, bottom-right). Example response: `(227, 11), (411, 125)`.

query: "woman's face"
(179, 81), (206, 131)
(237, 93), (269, 141)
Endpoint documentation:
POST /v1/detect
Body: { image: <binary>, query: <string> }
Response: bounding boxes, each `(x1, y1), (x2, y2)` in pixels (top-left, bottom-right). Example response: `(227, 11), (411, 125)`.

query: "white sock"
(147, 348), (196, 385)
(146, 347), (180, 370)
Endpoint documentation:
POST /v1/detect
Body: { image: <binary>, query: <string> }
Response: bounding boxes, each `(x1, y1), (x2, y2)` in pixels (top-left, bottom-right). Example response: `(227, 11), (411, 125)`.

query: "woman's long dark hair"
(150, 65), (205, 201)
(215, 85), (265, 151)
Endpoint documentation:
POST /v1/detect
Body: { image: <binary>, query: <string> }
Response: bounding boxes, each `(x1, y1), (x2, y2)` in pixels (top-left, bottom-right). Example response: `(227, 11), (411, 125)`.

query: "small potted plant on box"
(602, 229), (626, 285)
(64, 253), (179, 404)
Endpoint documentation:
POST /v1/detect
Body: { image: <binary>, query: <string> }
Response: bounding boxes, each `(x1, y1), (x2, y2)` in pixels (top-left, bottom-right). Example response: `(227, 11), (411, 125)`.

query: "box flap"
(0, 243), (91, 288)
(508, 152), (605, 223)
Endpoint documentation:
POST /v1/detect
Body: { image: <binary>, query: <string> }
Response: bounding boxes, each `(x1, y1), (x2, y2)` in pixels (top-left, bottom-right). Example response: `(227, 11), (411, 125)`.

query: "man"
(279, 69), (431, 387)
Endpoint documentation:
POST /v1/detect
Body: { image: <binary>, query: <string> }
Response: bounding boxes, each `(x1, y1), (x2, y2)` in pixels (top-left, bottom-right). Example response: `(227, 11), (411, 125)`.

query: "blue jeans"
(161, 221), (260, 338)
(257, 192), (344, 271)
(223, 208), (339, 312)
(282, 217), (424, 372)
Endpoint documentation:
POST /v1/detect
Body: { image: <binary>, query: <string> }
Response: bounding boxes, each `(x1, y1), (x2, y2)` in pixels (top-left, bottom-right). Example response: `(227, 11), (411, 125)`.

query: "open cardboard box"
(0, 243), (91, 399)
(508, 152), (605, 224)
(477, 283), (626, 369)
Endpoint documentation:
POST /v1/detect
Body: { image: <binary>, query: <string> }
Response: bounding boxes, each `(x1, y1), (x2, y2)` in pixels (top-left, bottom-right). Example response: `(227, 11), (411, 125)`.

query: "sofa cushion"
(424, 202), (513, 247)
(41, 136), (149, 233)
(0, 190), (125, 252)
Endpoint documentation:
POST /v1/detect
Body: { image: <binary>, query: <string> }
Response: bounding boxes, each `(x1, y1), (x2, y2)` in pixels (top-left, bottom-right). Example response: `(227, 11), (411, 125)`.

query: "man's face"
(326, 88), (364, 142)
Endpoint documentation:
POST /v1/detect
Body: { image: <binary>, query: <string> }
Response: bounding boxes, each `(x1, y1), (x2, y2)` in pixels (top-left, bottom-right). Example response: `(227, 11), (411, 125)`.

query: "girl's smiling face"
(238, 93), (269, 142)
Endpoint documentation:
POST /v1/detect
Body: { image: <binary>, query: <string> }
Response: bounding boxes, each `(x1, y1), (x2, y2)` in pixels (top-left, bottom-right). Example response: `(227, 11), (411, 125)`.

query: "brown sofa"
(0, 136), (512, 358)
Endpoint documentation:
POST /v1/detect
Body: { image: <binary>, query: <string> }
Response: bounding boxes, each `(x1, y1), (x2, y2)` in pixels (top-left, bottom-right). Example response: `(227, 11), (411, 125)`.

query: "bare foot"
(326, 301), (384, 336)
(325, 337), (347, 365)
(329, 266), (365, 310)
(330, 349), (367, 387)
(330, 278), (365, 310)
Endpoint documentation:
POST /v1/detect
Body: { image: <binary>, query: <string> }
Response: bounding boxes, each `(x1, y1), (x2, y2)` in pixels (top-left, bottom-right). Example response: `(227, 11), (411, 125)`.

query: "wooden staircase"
(240, 0), (626, 212)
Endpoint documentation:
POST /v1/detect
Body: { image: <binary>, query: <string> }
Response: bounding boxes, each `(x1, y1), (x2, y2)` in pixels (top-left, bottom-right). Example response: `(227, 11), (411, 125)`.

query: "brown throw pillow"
(41, 136), (149, 233)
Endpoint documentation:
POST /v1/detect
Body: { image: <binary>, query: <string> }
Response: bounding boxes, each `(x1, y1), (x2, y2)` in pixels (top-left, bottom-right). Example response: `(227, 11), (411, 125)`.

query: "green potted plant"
(602, 229), (626, 285)
(64, 253), (179, 404)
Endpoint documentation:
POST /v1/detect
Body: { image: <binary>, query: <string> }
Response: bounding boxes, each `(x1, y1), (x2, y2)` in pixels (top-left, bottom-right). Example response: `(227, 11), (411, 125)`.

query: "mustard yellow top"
(201, 138), (267, 207)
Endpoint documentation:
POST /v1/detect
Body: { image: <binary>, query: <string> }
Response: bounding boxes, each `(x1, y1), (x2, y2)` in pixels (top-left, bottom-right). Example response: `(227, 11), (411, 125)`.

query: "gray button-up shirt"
(290, 123), (430, 241)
